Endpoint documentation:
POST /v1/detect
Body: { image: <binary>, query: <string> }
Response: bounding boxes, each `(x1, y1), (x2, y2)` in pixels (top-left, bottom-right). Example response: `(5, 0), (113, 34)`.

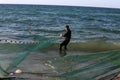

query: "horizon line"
(0, 3), (120, 9)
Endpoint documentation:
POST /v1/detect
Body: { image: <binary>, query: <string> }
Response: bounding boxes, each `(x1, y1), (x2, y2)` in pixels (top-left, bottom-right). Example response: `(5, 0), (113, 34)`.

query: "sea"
(0, 4), (120, 80)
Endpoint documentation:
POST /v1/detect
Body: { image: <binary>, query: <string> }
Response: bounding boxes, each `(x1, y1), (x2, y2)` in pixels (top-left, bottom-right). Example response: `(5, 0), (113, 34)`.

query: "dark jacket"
(63, 29), (71, 40)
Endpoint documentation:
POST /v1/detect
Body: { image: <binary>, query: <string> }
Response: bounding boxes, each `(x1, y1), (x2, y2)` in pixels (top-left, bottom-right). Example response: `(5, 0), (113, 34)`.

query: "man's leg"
(64, 45), (67, 50)
(60, 43), (64, 51)
(60, 39), (70, 50)
(64, 39), (70, 50)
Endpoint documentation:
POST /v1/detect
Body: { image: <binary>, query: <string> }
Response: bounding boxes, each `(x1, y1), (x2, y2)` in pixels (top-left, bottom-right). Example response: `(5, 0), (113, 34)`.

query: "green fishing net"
(0, 35), (54, 77)
(0, 35), (120, 80)
(49, 50), (120, 80)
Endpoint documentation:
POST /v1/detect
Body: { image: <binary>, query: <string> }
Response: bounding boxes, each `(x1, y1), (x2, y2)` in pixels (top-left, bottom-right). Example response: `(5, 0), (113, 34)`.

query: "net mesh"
(0, 35), (54, 77)
(0, 35), (120, 79)
(49, 50), (120, 80)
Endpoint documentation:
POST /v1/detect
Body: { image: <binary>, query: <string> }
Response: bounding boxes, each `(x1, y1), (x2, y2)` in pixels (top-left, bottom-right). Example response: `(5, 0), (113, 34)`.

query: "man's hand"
(60, 34), (63, 37)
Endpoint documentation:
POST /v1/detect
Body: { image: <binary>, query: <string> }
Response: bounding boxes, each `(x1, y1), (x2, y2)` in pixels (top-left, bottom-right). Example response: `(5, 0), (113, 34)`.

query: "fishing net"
(49, 50), (120, 80)
(0, 34), (120, 80)
(0, 35), (54, 77)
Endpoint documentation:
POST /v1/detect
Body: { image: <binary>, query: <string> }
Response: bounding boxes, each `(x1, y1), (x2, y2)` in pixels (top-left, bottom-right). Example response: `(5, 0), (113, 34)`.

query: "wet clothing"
(60, 29), (71, 50)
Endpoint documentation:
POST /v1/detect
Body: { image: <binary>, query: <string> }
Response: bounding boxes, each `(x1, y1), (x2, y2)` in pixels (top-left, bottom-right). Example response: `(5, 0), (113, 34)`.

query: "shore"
(0, 43), (120, 80)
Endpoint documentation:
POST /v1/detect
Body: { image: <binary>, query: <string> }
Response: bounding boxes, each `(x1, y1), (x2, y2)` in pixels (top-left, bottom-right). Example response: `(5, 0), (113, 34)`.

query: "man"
(59, 25), (71, 51)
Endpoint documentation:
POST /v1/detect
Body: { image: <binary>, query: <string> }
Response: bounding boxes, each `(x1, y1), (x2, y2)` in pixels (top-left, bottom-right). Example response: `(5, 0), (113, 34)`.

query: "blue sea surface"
(0, 4), (120, 43)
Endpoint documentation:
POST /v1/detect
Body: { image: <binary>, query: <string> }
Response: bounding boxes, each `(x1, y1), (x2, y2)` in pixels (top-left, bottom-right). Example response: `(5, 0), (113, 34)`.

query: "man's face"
(65, 27), (67, 31)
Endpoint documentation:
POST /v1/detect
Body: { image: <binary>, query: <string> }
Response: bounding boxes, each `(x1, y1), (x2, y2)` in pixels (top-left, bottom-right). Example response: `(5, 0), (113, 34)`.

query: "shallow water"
(0, 43), (120, 80)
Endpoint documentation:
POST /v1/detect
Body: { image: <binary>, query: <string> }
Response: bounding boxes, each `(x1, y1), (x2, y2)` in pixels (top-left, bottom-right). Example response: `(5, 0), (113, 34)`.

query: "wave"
(45, 42), (120, 52)
(0, 40), (120, 52)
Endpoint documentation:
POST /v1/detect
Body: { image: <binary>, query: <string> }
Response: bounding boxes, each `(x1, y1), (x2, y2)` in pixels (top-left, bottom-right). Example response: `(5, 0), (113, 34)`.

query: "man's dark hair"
(65, 25), (69, 29)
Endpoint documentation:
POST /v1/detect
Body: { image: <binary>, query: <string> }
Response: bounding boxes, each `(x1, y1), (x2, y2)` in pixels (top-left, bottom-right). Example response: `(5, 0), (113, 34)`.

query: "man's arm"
(59, 32), (67, 37)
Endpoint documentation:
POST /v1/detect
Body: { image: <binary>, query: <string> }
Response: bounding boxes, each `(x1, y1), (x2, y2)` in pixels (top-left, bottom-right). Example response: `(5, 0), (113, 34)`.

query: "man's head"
(65, 25), (70, 31)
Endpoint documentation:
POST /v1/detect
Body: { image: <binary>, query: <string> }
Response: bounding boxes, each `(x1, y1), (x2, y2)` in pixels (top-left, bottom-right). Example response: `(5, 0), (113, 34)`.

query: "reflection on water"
(59, 50), (67, 57)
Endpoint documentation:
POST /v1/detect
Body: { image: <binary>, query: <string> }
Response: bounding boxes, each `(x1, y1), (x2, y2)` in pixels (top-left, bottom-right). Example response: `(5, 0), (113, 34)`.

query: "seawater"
(0, 4), (120, 80)
(0, 4), (120, 43)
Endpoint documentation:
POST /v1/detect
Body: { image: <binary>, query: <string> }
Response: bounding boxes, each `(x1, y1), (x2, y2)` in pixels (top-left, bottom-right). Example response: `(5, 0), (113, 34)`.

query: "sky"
(0, 0), (120, 9)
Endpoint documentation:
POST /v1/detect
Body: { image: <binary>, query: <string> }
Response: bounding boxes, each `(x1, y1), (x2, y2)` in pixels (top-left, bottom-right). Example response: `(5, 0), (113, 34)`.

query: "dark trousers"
(60, 39), (70, 50)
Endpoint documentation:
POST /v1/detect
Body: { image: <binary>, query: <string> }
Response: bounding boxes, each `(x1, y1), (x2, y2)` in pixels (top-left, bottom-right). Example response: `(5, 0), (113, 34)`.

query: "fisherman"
(59, 25), (71, 51)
